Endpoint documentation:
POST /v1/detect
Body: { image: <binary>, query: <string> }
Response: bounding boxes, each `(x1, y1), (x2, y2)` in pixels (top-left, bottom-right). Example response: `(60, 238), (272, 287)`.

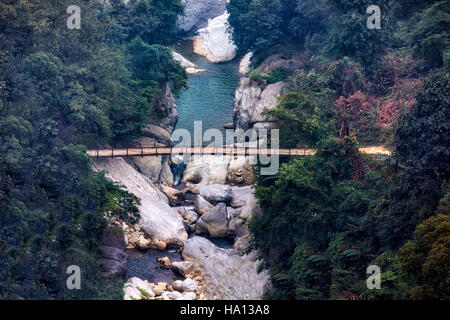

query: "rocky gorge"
(95, 151), (270, 300)
(92, 1), (304, 301)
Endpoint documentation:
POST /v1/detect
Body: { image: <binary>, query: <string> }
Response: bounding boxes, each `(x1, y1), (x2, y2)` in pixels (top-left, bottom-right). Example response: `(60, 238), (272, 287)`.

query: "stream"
(126, 248), (184, 284)
(174, 41), (240, 134)
(125, 41), (241, 285)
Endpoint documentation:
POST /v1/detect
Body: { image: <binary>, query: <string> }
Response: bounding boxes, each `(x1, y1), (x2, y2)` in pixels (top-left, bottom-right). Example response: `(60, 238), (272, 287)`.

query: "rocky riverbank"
(92, 77), (269, 299)
(92, 2), (311, 300)
(93, 43), (308, 301)
(233, 52), (306, 130)
(95, 152), (269, 300)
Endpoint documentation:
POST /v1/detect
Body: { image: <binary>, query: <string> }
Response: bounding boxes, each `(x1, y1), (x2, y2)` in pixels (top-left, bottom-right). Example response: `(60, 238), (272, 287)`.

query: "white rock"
(130, 277), (155, 296)
(193, 12), (237, 63)
(231, 186), (261, 219)
(233, 78), (286, 130)
(194, 195), (214, 214)
(230, 186), (262, 253)
(161, 290), (183, 300)
(182, 155), (232, 191)
(123, 283), (142, 300)
(176, 206), (199, 224)
(172, 51), (206, 74)
(123, 277), (155, 300)
(239, 52), (253, 74)
(171, 261), (195, 276)
(181, 291), (197, 300)
(182, 278), (198, 292)
(186, 67), (206, 74)
(93, 158), (188, 246)
(177, 0), (227, 34)
(172, 280), (184, 292)
(182, 236), (270, 299)
(196, 203), (236, 238)
(152, 282), (167, 296)
(227, 206), (237, 217)
(199, 184), (232, 204)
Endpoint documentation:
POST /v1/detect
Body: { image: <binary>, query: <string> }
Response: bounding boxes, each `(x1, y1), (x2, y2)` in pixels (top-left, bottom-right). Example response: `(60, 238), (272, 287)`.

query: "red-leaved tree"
(334, 91), (374, 139)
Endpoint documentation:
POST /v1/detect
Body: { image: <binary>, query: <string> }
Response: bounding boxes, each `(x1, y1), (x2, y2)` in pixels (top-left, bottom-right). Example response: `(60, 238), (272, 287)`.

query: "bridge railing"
(87, 145), (320, 157)
(87, 145), (390, 158)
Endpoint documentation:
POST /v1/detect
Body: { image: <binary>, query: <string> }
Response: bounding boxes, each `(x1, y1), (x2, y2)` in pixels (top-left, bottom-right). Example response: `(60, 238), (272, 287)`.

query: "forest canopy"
(0, 0), (448, 301)
(227, 0), (450, 300)
(0, 0), (185, 299)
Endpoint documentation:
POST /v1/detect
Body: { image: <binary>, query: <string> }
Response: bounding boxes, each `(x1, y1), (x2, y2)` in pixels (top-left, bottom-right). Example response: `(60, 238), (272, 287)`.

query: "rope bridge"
(86, 146), (391, 158)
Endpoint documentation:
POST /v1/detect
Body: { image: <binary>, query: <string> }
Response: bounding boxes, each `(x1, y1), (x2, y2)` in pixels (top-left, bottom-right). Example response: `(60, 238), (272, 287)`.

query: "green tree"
(399, 214), (450, 299)
(227, 0), (284, 53)
(113, 0), (183, 45)
(268, 71), (334, 148)
(411, 1), (450, 70)
(0, 0), (181, 299)
(375, 69), (450, 248)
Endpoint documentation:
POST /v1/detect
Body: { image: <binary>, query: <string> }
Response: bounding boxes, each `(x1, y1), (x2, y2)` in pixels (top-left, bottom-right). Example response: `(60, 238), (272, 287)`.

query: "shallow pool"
(174, 41), (240, 137)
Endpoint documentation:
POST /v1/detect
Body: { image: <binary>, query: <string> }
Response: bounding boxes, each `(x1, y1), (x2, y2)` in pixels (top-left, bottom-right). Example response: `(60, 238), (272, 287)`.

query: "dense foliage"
(243, 1), (450, 300)
(399, 213), (450, 299)
(0, 0), (185, 299)
(228, 0), (450, 72)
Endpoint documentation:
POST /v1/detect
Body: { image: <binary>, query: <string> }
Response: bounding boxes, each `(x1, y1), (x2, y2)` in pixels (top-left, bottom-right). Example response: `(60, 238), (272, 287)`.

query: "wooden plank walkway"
(86, 146), (391, 158)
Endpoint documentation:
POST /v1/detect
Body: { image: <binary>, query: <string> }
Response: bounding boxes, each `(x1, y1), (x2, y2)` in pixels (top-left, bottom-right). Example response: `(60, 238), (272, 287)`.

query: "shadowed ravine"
(125, 43), (241, 285)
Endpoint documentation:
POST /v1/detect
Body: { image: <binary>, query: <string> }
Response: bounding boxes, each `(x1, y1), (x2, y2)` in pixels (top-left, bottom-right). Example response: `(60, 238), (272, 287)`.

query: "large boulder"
(177, 0), (227, 35)
(141, 124), (172, 146)
(254, 52), (305, 75)
(239, 52), (253, 74)
(176, 206), (199, 224)
(93, 158), (188, 246)
(128, 137), (172, 186)
(230, 186), (262, 253)
(181, 278), (198, 292)
(171, 261), (195, 277)
(230, 186), (261, 219)
(182, 155), (231, 191)
(149, 82), (178, 133)
(196, 203), (236, 238)
(194, 195), (214, 214)
(199, 184), (232, 204)
(182, 236), (270, 299)
(172, 51), (205, 74)
(123, 283), (142, 300)
(193, 12), (237, 63)
(124, 277), (155, 300)
(233, 78), (286, 130)
(128, 82), (177, 186)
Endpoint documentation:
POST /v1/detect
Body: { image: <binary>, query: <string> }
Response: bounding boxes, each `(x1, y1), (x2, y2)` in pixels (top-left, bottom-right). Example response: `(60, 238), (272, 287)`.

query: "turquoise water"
(174, 42), (240, 136)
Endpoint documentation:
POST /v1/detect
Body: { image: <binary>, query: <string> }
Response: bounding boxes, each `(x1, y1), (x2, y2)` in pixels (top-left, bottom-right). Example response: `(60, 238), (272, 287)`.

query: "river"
(174, 41), (240, 135)
(126, 43), (240, 285)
